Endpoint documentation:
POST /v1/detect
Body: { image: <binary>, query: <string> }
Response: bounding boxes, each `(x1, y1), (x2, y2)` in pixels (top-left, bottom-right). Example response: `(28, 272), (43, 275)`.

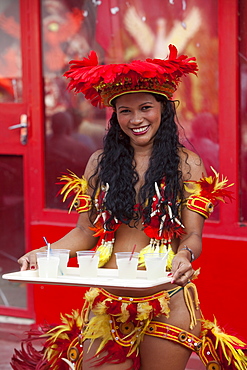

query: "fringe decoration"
(200, 318), (247, 370)
(183, 282), (200, 330)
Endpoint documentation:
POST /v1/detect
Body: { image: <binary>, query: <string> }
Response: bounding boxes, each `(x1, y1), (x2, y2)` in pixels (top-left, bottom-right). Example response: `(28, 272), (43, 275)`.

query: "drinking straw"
(43, 236), (51, 259)
(161, 251), (169, 260)
(129, 244), (137, 261)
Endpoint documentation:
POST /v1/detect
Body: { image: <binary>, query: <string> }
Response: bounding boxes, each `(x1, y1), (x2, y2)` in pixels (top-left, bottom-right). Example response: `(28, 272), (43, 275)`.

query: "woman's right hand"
(18, 247), (47, 271)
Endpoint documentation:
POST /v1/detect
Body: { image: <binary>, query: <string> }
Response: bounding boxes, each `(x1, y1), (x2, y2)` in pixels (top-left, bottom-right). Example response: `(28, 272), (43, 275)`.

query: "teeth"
(132, 126), (148, 133)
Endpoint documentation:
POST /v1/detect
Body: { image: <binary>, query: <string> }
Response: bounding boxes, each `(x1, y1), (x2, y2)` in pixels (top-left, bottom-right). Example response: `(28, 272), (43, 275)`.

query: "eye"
(141, 105), (152, 111)
(119, 108), (130, 114)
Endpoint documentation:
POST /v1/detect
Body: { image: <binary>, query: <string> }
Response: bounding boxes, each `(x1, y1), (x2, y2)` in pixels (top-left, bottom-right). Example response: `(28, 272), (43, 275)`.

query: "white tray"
(2, 267), (172, 291)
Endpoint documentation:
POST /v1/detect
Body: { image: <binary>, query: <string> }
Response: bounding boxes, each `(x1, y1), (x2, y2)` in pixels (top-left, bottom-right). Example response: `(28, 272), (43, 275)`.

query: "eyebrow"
(117, 101), (154, 110)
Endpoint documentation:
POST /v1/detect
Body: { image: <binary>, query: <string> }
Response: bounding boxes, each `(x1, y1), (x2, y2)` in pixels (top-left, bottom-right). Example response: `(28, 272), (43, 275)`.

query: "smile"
(131, 125), (150, 135)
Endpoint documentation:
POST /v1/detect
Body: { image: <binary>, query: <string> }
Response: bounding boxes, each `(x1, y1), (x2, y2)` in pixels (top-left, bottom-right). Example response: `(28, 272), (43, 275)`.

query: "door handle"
(8, 123), (27, 129)
(8, 114), (28, 145)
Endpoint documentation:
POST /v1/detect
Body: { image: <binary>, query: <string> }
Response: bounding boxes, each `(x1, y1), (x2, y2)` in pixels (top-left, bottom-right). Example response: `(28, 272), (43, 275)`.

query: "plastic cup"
(36, 251), (60, 278)
(51, 249), (70, 276)
(144, 253), (168, 280)
(76, 251), (100, 278)
(115, 252), (139, 279)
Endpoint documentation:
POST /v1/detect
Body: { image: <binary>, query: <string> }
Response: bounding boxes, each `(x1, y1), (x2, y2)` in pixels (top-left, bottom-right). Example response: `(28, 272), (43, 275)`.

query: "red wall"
(194, 237), (247, 338)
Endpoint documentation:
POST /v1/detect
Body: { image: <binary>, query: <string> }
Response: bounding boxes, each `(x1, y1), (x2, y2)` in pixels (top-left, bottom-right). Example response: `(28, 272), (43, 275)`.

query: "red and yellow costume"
(11, 46), (247, 370)
(11, 170), (247, 370)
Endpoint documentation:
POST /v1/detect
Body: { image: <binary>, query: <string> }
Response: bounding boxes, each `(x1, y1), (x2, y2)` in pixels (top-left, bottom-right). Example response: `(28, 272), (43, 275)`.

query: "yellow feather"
(158, 294), (170, 316)
(84, 288), (100, 303)
(43, 310), (83, 364)
(137, 302), (153, 321)
(201, 318), (247, 369)
(184, 167), (233, 197)
(117, 302), (130, 323)
(58, 171), (88, 212)
(83, 314), (112, 354)
(138, 243), (154, 267)
(92, 299), (112, 315)
(97, 243), (113, 267)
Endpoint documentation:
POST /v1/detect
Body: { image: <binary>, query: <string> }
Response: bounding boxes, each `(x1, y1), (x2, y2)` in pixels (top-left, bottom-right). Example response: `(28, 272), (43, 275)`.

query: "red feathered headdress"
(64, 44), (198, 108)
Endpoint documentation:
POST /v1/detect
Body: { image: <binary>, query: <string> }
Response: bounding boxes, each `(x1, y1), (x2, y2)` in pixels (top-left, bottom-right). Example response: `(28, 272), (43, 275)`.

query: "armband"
(73, 194), (92, 213)
(58, 171), (92, 213)
(184, 167), (234, 219)
(186, 195), (214, 219)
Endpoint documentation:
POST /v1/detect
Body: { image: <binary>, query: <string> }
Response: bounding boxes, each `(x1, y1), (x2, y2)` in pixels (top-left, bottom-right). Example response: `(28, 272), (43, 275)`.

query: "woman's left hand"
(170, 252), (195, 286)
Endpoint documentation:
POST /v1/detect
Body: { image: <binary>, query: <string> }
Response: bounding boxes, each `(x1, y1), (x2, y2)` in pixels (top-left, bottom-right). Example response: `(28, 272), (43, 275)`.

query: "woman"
(16, 45), (246, 370)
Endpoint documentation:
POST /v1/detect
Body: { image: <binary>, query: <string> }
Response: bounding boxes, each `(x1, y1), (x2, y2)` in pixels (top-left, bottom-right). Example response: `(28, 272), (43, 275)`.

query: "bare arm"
(18, 150), (101, 270)
(171, 149), (206, 285)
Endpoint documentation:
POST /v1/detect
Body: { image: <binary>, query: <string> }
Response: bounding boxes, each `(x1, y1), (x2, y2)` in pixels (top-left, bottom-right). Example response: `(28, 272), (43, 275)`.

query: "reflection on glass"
(42, 1), (106, 209)
(239, 0), (247, 222)
(0, 0), (22, 103)
(0, 155), (26, 308)
(42, 0), (219, 216)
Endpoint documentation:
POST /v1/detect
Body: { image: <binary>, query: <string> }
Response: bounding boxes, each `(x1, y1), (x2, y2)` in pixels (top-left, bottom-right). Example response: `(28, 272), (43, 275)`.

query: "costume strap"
(183, 282), (200, 330)
(94, 286), (181, 303)
(145, 320), (202, 352)
(186, 195), (214, 218)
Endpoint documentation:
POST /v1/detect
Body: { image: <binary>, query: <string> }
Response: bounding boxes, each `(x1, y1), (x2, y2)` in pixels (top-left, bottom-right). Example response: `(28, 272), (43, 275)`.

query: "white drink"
(115, 252), (139, 279)
(116, 258), (138, 279)
(37, 256), (59, 278)
(144, 253), (168, 280)
(51, 249), (70, 276)
(77, 252), (99, 278)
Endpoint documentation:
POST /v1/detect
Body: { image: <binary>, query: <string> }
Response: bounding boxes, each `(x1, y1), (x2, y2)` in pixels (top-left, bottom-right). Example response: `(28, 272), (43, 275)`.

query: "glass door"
(0, 0), (37, 318)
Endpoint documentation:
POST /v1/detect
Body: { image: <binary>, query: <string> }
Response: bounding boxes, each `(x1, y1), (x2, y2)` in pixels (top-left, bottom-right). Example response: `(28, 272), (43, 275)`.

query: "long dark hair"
(89, 94), (184, 230)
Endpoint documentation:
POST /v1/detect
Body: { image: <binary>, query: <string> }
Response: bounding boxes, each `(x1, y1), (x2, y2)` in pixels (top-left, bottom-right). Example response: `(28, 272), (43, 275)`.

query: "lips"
(131, 125), (150, 135)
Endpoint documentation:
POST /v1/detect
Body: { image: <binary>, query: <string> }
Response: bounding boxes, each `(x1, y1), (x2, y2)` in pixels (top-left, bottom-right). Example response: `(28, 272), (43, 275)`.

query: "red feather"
(64, 44), (198, 107)
(91, 340), (140, 370)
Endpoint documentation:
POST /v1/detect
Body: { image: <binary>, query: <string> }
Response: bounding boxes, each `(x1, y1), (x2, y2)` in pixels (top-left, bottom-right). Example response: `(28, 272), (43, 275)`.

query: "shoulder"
(83, 149), (103, 181)
(178, 147), (207, 181)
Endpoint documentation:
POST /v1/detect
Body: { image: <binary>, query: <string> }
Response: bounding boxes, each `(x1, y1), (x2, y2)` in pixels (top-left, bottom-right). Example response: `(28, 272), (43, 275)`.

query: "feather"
(201, 318), (247, 370)
(64, 44), (198, 107)
(57, 171), (89, 212)
(136, 302), (153, 321)
(184, 167), (234, 204)
(10, 326), (50, 370)
(82, 314), (112, 354)
(96, 242), (113, 267)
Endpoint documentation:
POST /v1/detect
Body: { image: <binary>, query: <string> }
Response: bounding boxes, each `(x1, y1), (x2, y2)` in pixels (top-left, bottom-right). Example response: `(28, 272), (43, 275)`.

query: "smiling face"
(114, 93), (162, 149)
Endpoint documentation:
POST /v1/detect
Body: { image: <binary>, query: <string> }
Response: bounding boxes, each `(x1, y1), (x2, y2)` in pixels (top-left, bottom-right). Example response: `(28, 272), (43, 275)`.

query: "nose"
(129, 113), (143, 125)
